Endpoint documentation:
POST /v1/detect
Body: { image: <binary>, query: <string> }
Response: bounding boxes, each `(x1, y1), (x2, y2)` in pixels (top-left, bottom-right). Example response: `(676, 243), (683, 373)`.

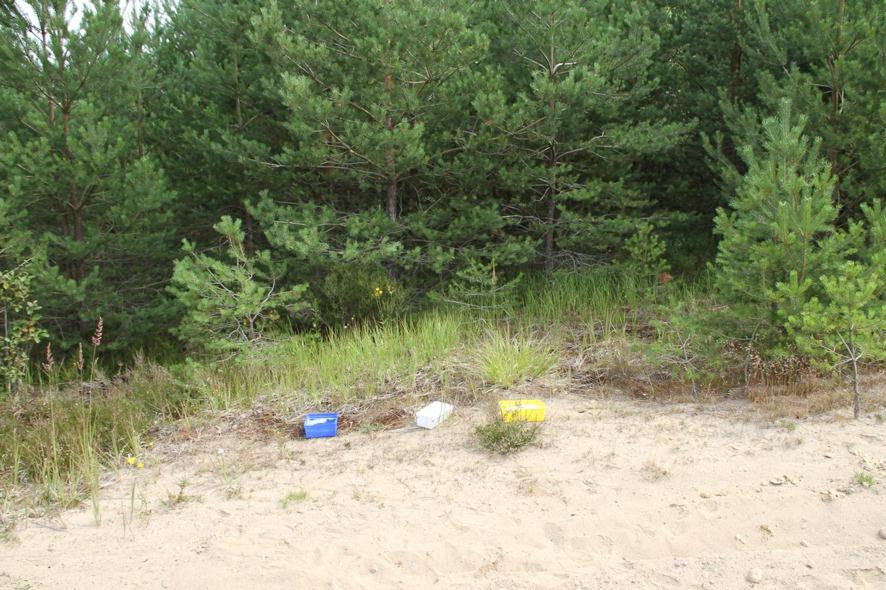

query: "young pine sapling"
(781, 262), (885, 418)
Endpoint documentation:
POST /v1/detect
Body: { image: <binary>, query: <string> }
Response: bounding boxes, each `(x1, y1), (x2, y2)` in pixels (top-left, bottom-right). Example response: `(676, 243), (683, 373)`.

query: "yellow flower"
(373, 287), (383, 297)
(126, 456), (137, 465)
(136, 462), (145, 469)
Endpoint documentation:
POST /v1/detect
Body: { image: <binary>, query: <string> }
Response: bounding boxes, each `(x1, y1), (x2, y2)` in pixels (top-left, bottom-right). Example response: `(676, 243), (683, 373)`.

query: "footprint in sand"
(544, 522), (566, 545)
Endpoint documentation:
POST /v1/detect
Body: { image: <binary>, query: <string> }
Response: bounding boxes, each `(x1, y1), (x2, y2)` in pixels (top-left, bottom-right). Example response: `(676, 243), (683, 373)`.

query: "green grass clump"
(281, 488), (309, 508)
(475, 419), (541, 454)
(520, 269), (643, 330)
(226, 310), (472, 403)
(475, 330), (556, 388)
(855, 472), (875, 488)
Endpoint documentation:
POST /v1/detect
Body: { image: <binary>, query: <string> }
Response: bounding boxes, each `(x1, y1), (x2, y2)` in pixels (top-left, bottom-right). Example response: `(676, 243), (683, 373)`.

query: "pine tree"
(259, 0), (485, 226)
(644, 0), (752, 267)
(782, 261), (885, 418)
(711, 100), (852, 346)
(246, 0), (530, 322)
(169, 216), (307, 353)
(0, 1), (175, 351)
(712, 0), (884, 222)
(151, 0), (292, 249)
(472, 0), (689, 270)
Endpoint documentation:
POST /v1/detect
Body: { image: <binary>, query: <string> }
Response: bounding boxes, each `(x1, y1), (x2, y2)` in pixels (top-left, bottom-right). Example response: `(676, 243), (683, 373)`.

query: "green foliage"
(649, 301), (724, 397)
(0, 0), (882, 367)
(0, 1), (175, 351)
(169, 217), (307, 353)
(855, 472), (875, 488)
(432, 258), (522, 316)
(738, 0), (885, 220)
(0, 266), (45, 393)
(281, 489), (308, 508)
(781, 260), (885, 416)
(315, 263), (405, 329)
(624, 222), (670, 280)
(247, 0), (514, 291)
(711, 100), (850, 347)
(472, 0), (690, 269)
(475, 329), (557, 388)
(476, 418), (541, 454)
(784, 261), (884, 368)
(0, 198), (28, 265)
(0, 361), (192, 506)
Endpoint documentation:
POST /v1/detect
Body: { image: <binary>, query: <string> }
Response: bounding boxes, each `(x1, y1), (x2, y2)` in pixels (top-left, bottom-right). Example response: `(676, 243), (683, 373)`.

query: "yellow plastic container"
(498, 399), (546, 423)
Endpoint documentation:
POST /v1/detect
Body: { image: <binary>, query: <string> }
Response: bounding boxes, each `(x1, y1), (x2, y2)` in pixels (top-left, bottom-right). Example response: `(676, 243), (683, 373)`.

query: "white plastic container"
(415, 401), (454, 429)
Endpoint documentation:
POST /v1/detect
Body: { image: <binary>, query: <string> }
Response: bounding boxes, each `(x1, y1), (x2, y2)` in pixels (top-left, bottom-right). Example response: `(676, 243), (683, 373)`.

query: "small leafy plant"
(0, 266), (46, 394)
(281, 489), (309, 509)
(164, 479), (191, 508)
(476, 418), (541, 454)
(782, 260), (885, 418)
(855, 472), (875, 488)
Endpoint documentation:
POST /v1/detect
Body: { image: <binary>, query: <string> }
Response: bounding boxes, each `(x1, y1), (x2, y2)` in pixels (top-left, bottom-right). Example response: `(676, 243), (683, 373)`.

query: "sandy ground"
(2, 396), (885, 589)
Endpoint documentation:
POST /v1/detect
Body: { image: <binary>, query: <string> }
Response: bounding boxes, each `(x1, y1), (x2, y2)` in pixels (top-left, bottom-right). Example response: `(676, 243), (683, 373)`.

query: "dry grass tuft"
(752, 374), (886, 420)
(640, 460), (670, 481)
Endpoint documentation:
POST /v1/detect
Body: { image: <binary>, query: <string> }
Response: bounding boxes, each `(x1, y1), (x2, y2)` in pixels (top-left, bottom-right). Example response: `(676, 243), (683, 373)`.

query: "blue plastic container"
(304, 413), (338, 438)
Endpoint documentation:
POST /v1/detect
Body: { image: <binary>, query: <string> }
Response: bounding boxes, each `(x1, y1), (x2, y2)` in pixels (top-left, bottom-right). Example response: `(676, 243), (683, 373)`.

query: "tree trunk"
(386, 177), (398, 222)
(852, 354), (860, 419)
(729, 0), (743, 97)
(850, 326), (860, 419)
(42, 25), (55, 126)
(544, 139), (557, 272)
(136, 87), (144, 158)
(232, 43), (254, 253)
(62, 96), (86, 283)
(384, 71), (398, 279)
(829, 0), (846, 209)
(244, 210), (255, 254)
(384, 72), (397, 222)
(544, 194), (555, 272)
(233, 42), (244, 130)
(71, 204), (85, 281)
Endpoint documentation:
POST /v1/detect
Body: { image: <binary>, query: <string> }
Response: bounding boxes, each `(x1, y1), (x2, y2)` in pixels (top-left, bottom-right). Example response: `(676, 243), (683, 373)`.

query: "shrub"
(315, 262), (405, 329)
(0, 266), (45, 394)
(169, 216), (308, 353)
(476, 419), (541, 454)
(623, 221), (670, 280)
(432, 258), (522, 317)
(648, 301), (725, 398)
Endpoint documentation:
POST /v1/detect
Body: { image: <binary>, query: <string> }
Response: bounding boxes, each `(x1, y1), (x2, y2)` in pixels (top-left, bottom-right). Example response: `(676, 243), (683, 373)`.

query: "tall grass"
(195, 310), (475, 407)
(517, 269), (665, 345)
(474, 328), (557, 388)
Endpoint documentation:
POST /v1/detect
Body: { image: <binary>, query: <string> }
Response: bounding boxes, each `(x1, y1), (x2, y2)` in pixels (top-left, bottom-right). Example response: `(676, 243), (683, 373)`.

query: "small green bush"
(855, 472), (875, 488)
(0, 266), (46, 394)
(623, 221), (670, 280)
(476, 419), (541, 454)
(169, 216), (307, 353)
(710, 101), (848, 350)
(315, 262), (405, 328)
